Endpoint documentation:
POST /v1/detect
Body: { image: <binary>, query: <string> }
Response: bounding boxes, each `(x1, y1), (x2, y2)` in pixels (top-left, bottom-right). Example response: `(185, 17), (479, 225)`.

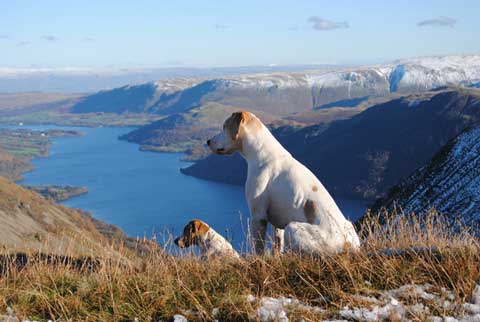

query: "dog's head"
(207, 110), (261, 155)
(174, 219), (210, 248)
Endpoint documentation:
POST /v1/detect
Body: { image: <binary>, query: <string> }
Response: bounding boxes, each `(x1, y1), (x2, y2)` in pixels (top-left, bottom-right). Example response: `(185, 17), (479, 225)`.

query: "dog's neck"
(240, 124), (290, 165)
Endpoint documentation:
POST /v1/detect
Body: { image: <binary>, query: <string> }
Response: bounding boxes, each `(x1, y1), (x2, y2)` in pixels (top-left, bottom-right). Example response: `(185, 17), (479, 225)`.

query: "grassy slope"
(0, 212), (477, 321)
(0, 146), (32, 181)
(0, 177), (118, 256)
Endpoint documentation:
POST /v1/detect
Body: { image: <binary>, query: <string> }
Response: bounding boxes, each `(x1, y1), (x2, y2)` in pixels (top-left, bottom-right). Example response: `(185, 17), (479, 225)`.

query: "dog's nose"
(174, 237), (184, 248)
(207, 139), (211, 146)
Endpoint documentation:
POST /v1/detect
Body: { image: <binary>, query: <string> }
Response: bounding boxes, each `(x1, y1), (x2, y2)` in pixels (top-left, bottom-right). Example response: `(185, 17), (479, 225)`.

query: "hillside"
(0, 146), (31, 181)
(182, 88), (480, 200)
(0, 177), (119, 255)
(371, 127), (480, 231)
(71, 55), (480, 116)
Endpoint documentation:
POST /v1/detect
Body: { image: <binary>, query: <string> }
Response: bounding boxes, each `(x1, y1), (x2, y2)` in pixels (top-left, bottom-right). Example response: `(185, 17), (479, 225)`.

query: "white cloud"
(213, 24), (230, 30)
(42, 35), (59, 41)
(417, 16), (457, 27)
(308, 17), (349, 31)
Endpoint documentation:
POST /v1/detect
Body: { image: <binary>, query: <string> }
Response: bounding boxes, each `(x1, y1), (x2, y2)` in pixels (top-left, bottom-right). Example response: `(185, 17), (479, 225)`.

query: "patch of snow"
(211, 307), (220, 318)
(246, 294), (256, 303)
(336, 284), (480, 322)
(340, 297), (406, 321)
(250, 295), (324, 322)
(473, 285), (480, 305)
(257, 298), (289, 322)
(153, 78), (201, 93)
(173, 314), (188, 322)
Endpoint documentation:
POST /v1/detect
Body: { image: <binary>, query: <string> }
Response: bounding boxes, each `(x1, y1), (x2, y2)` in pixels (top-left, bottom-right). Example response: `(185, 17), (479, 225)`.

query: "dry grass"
(0, 211), (478, 322)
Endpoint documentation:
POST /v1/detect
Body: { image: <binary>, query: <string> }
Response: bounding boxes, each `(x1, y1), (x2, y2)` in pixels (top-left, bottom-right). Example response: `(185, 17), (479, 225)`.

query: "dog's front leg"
(251, 218), (267, 255)
(274, 227), (284, 255)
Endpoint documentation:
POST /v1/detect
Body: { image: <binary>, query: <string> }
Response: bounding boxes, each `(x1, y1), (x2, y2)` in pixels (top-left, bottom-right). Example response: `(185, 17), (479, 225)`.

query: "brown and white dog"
(174, 219), (240, 259)
(207, 111), (360, 254)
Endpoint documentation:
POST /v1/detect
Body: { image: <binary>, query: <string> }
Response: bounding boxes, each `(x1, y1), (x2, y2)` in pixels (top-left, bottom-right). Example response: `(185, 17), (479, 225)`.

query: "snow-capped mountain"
(72, 54), (480, 115)
(373, 127), (480, 231)
(216, 55), (480, 91)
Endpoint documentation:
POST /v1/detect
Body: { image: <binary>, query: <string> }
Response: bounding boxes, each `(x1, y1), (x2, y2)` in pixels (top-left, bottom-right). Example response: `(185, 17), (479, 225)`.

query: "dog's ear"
(225, 111), (245, 141)
(192, 219), (210, 236)
(224, 110), (261, 141)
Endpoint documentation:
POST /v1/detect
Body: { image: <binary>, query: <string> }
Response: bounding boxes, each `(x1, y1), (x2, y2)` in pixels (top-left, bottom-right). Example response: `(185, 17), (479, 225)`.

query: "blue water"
(12, 125), (367, 250)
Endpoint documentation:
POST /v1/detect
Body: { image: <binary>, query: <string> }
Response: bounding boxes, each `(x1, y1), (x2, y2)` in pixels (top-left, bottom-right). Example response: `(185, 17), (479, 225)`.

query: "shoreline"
(23, 184), (89, 202)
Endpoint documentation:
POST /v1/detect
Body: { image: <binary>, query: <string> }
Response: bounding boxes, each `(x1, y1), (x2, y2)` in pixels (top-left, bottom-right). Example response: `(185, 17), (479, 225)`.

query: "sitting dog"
(174, 219), (240, 259)
(207, 111), (360, 254)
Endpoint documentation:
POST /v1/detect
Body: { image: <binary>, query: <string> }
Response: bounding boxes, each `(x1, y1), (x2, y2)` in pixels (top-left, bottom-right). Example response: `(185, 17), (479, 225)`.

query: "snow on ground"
(247, 294), (325, 322)
(248, 283), (480, 322)
(2, 284), (479, 321)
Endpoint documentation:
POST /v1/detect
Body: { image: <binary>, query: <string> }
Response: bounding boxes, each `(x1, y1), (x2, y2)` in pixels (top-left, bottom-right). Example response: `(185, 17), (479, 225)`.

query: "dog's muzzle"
(174, 236), (186, 248)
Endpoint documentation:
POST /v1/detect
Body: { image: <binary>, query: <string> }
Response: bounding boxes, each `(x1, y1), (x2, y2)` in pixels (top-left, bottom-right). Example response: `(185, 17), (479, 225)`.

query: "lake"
(15, 125), (368, 250)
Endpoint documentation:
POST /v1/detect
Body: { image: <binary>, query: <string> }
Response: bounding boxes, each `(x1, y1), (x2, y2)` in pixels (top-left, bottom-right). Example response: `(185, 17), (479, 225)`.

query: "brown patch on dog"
(224, 111), (263, 142)
(312, 185), (319, 192)
(303, 199), (318, 224)
(192, 219), (210, 236)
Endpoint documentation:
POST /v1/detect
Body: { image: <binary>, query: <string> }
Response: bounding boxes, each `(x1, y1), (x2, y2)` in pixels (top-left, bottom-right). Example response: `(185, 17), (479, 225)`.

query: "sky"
(1, 0), (479, 69)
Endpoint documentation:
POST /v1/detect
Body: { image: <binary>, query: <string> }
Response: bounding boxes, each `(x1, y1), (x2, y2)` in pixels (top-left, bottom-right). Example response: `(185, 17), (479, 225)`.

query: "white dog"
(207, 111), (360, 254)
(174, 219), (240, 259)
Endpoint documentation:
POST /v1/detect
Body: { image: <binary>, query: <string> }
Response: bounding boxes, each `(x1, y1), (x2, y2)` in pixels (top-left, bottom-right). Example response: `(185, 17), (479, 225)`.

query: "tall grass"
(0, 210), (478, 321)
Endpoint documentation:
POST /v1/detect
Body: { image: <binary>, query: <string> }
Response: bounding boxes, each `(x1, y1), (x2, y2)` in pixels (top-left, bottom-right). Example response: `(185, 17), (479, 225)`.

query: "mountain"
(182, 88), (480, 200)
(71, 78), (200, 114)
(370, 127), (480, 231)
(71, 55), (480, 116)
(0, 177), (119, 255)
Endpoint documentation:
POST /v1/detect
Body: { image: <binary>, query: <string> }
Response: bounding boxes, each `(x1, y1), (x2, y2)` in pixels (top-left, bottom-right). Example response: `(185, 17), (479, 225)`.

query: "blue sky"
(1, 0), (479, 68)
